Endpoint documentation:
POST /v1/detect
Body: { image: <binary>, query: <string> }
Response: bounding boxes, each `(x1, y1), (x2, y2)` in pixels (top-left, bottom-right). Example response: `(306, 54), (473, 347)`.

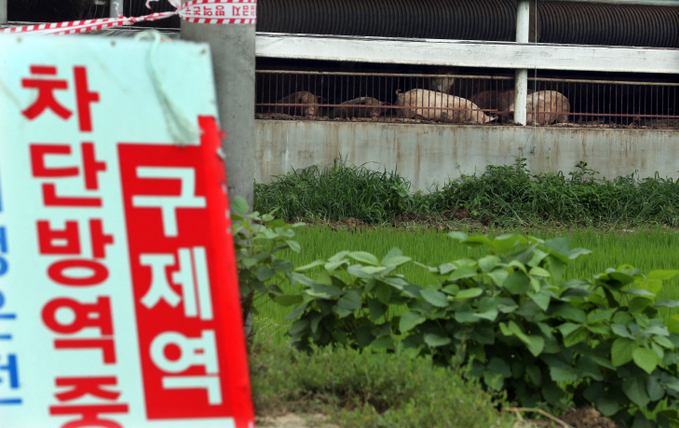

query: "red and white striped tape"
(0, 0), (255, 35)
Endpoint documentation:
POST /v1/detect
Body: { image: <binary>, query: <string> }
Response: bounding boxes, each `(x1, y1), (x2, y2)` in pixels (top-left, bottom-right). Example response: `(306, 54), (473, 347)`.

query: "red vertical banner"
(118, 116), (254, 426)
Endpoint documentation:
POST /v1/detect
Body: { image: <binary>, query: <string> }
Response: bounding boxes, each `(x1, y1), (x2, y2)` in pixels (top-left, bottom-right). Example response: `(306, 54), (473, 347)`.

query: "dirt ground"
(257, 413), (338, 428)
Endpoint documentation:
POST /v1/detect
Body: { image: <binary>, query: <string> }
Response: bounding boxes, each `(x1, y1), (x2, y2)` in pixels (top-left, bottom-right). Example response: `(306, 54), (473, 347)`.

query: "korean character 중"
(42, 297), (116, 364)
(0, 290), (16, 341)
(22, 65), (100, 132)
(30, 142), (106, 207)
(0, 354), (21, 405)
(139, 247), (213, 320)
(131, 167), (206, 238)
(50, 376), (128, 428)
(150, 329), (222, 405)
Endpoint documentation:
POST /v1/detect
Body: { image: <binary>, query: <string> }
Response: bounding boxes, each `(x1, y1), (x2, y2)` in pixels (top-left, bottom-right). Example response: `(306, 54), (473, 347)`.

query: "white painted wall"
(255, 120), (679, 191)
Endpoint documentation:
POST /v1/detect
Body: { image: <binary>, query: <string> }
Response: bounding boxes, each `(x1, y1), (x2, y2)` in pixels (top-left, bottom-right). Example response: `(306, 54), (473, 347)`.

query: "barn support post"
(0, 0), (7, 23)
(514, 0), (531, 125)
(180, 2), (256, 210)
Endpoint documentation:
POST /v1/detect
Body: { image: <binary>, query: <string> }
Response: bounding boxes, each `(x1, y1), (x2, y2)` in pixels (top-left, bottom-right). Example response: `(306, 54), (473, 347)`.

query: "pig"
(429, 67), (459, 94)
(274, 91), (323, 118)
(508, 90), (570, 125)
(395, 89), (497, 124)
(329, 97), (386, 119)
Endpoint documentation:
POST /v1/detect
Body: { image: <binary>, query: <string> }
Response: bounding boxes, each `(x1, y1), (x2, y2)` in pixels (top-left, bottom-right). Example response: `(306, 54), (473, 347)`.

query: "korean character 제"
(21, 65), (99, 132)
(41, 297), (116, 364)
(139, 247), (213, 320)
(150, 330), (222, 405)
(31, 142), (107, 207)
(50, 376), (129, 428)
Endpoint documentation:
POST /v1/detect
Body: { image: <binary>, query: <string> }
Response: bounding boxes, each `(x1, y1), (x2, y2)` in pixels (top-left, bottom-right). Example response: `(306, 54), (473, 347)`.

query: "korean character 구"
(30, 142), (107, 207)
(139, 246), (213, 320)
(22, 65), (99, 132)
(150, 329), (222, 405)
(41, 297), (116, 364)
(50, 376), (129, 428)
(37, 218), (113, 287)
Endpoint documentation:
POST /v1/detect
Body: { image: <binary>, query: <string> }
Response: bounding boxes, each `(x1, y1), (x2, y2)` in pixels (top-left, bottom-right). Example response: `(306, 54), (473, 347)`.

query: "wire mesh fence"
(256, 70), (679, 128)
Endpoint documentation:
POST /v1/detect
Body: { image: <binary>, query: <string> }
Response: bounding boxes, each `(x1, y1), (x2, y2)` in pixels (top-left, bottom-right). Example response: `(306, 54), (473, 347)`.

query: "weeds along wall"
(255, 120), (679, 192)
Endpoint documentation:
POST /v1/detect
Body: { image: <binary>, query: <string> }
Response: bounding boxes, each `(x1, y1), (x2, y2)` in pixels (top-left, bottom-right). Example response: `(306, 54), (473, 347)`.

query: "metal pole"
(514, 0), (530, 125)
(180, 2), (256, 210)
(0, 0), (7, 24)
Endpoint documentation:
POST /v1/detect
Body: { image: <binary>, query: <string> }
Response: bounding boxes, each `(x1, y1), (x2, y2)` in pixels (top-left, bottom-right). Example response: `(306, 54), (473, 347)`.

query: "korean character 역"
(41, 297), (116, 364)
(50, 376), (128, 428)
(0, 353), (21, 405)
(30, 142), (107, 207)
(0, 289), (16, 341)
(131, 167), (206, 238)
(139, 246), (213, 320)
(37, 218), (113, 287)
(150, 329), (222, 405)
(22, 65), (99, 132)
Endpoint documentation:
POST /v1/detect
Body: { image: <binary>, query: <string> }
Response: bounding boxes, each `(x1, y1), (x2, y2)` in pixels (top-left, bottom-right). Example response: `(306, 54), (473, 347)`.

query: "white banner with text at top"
(0, 34), (255, 428)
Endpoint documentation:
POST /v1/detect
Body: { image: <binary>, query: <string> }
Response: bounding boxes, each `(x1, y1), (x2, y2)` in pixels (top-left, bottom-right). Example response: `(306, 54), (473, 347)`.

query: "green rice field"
(253, 226), (679, 343)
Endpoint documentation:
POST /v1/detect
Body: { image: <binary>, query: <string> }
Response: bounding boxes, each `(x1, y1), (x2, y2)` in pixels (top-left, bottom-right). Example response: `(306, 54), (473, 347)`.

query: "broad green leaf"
(462, 235), (494, 247)
(529, 266), (551, 277)
(437, 263), (456, 275)
(596, 398), (620, 417)
(328, 251), (351, 263)
(355, 326), (375, 348)
(588, 308), (617, 323)
(399, 311), (426, 333)
(648, 270), (679, 280)
(490, 234), (524, 251)
(558, 322), (581, 337)
(285, 303), (308, 321)
(478, 256), (499, 273)
(454, 288), (484, 301)
(633, 348), (658, 374)
(420, 289), (449, 307)
(612, 338), (637, 367)
(231, 196), (249, 215)
(667, 314), (679, 334)
(552, 305), (587, 323)
(285, 240), (301, 253)
(382, 256), (411, 268)
(476, 297), (500, 321)
(362, 266), (388, 275)
(368, 298), (388, 321)
(348, 251), (380, 266)
(504, 272), (530, 294)
(647, 375), (665, 402)
(486, 269), (509, 287)
(550, 366), (578, 382)
(441, 284), (460, 295)
(381, 248), (403, 265)
(455, 310), (480, 323)
(324, 260), (347, 272)
(289, 318), (310, 336)
(526, 364), (541, 386)
(566, 247), (592, 260)
(625, 288), (656, 297)
(527, 335), (545, 357)
(528, 288), (551, 311)
(630, 297), (656, 313)
(372, 335), (395, 350)
(564, 328), (587, 347)
(487, 357), (512, 378)
(654, 335), (675, 349)
(375, 283), (393, 305)
(255, 266), (276, 282)
(346, 264), (372, 278)
(623, 376), (651, 407)
(337, 290), (362, 311)
(448, 266), (478, 281)
(498, 298), (519, 313)
(508, 321), (532, 345)
(655, 299), (679, 308)
(611, 324), (633, 339)
(295, 260), (326, 272)
(424, 333), (451, 348)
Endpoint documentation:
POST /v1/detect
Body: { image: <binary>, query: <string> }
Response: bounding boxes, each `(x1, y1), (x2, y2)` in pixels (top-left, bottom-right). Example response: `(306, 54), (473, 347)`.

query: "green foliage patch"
(254, 158), (679, 227)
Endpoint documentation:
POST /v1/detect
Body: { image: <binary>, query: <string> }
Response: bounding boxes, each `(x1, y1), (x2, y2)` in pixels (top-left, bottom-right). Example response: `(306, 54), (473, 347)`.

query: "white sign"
(0, 35), (255, 428)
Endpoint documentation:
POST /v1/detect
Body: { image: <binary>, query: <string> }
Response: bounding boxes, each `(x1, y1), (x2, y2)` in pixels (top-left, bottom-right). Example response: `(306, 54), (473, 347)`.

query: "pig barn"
(3, 0), (679, 191)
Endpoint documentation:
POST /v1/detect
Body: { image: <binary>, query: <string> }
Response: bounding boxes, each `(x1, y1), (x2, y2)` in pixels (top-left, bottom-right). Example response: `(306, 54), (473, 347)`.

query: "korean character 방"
(131, 166), (206, 238)
(21, 65), (99, 132)
(139, 246), (213, 320)
(37, 218), (113, 287)
(41, 297), (116, 364)
(0, 353), (21, 405)
(30, 142), (107, 207)
(0, 289), (16, 341)
(50, 376), (128, 428)
(150, 329), (222, 405)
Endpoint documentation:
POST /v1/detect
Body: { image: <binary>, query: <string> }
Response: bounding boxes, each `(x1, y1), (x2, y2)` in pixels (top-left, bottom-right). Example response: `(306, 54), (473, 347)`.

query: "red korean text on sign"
(118, 117), (253, 425)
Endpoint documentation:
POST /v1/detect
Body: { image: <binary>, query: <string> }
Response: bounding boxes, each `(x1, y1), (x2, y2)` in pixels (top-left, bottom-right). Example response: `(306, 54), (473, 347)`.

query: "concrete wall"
(255, 120), (679, 191)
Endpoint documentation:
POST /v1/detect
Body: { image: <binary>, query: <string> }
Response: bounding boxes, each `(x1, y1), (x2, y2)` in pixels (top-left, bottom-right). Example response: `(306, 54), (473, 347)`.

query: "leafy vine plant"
(277, 232), (679, 428)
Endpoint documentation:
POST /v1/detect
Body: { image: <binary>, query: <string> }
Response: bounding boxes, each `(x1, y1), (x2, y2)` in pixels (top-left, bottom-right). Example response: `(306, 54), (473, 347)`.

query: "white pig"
(395, 89), (497, 124)
(508, 90), (570, 125)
